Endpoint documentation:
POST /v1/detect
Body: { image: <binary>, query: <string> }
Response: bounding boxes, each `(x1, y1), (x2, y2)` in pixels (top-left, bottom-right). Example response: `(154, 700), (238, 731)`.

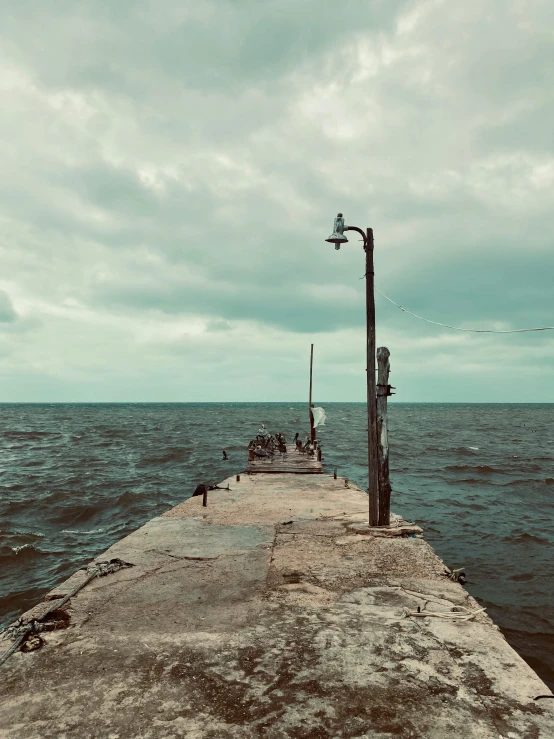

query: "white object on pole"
(312, 407), (326, 428)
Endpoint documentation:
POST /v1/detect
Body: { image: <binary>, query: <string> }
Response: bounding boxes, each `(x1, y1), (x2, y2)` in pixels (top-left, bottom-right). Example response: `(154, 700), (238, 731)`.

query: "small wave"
(504, 533), (550, 546)
(545, 478), (554, 485)
(514, 463), (542, 472)
(21, 459), (46, 468)
(12, 544), (33, 554)
(506, 479), (550, 487)
(454, 447), (481, 457)
(0, 543), (46, 559)
(0, 530), (44, 540)
(32, 490), (79, 507)
(138, 449), (190, 466)
(508, 573), (536, 582)
(115, 491), (143, 506)
(2, 484), (26, 493)
(98, 428), (130, 439)
(445, 465), (497, 474)
(51, 500), (107, 526)
(61, 528), (105, 535)
(447, 477), (495, 486)
(1, 430), (58, 440)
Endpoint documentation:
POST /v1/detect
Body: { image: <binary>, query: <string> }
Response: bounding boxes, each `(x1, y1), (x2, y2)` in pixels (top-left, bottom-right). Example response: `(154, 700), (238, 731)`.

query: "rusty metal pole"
(309, 343), (316, 443)
(325, 217), (379, 526)
(365, 228), (379, 527)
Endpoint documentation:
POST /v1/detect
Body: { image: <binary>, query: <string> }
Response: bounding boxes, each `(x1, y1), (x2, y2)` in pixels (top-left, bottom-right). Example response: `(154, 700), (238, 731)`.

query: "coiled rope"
(0, 558), (133, 667)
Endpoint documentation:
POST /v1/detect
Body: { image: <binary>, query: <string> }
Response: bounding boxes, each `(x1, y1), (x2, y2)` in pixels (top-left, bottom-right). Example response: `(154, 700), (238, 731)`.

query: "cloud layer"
(1, 0), (553, 401)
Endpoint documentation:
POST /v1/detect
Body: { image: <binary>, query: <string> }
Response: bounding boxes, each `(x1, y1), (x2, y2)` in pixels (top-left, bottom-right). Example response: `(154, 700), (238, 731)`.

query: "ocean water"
(1, 402), (553, 689)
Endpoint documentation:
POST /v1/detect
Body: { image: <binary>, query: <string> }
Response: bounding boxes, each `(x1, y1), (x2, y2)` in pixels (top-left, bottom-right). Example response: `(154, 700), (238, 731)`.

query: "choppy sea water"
(1, 402), (553, 689)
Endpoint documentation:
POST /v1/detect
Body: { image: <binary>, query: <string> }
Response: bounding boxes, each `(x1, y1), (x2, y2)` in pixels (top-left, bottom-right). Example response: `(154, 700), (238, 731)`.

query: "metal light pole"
(325, 214), (379, 527)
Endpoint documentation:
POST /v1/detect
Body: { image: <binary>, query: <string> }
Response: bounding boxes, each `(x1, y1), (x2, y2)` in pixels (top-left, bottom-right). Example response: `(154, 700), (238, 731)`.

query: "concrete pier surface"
(246, 445), (323, 475)
(2, 473), (553, 738)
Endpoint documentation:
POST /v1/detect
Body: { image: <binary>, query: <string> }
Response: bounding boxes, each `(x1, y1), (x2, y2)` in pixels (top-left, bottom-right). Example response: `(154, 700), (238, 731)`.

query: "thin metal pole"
(309, 343), (315, 442)
(365, 228), (379, 526)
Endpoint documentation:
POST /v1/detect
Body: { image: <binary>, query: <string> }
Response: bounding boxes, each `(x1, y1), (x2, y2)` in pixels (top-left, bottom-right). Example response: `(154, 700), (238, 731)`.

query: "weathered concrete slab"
(1, 473), (552, 738)
(102, 515), (276, 560)
(165, 473), (368, 527)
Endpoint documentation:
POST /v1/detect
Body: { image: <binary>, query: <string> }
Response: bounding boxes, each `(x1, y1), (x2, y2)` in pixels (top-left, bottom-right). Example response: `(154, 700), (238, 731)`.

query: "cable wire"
(376, 288), (554, 334)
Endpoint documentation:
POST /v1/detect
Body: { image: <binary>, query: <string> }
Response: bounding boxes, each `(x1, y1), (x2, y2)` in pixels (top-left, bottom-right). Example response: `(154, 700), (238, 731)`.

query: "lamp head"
(325, 212), (348, 250)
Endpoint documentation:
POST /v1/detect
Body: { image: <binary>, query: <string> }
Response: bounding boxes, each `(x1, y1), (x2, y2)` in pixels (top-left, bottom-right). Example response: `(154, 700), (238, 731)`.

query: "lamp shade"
(325, 231), (349, 246)
(325, 213), (348, 249)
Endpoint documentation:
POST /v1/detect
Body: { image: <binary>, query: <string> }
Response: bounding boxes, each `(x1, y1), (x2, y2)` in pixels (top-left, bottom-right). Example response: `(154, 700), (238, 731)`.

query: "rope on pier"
(337, 602), (486, 626)
(370, 516), (417, 529)
(400, 606), (486, 621)
(388, 585), (486, 622)
(0, 558), (133, 667)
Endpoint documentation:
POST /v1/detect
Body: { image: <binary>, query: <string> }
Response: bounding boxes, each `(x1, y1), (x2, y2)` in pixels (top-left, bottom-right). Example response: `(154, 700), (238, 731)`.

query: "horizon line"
(1, 401), (553, 405)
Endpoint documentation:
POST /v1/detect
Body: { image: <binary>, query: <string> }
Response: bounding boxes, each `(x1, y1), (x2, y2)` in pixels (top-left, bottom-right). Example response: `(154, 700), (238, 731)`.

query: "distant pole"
(309, 343), (315, 442)
(376, 347), (392, 526)
(365, 229), (379, 527)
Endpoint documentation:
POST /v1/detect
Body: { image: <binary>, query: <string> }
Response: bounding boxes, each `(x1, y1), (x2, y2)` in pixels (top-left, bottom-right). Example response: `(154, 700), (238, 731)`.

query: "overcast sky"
(1, 0), (553, 402)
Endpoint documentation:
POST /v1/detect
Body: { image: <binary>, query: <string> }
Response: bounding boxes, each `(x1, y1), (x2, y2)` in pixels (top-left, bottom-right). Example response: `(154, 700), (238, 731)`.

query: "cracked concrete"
(1, 472), (552, 738)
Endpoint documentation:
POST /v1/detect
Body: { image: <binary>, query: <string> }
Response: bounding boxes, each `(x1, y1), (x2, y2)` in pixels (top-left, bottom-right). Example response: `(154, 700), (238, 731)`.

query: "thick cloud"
(0, 0), (553, 401)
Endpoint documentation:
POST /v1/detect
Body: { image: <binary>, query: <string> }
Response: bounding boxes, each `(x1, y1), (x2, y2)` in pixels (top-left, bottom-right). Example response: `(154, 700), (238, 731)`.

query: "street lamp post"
(326, 214), (379, 527)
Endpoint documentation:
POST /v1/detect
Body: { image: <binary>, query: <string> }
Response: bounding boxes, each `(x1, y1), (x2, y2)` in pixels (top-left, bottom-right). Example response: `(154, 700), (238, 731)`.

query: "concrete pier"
(2, 473), (552, 738)
(246, 445), (323, 474)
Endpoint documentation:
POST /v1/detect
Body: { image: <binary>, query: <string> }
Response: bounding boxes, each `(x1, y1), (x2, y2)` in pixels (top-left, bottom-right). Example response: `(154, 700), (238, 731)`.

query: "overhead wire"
(375, 288), (554, 334)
